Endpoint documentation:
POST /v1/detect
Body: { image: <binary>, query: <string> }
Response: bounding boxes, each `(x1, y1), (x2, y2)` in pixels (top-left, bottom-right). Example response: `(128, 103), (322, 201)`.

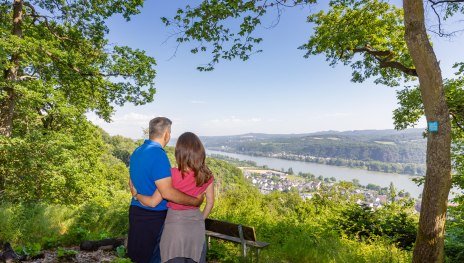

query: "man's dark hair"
(149, 117), (172, 139)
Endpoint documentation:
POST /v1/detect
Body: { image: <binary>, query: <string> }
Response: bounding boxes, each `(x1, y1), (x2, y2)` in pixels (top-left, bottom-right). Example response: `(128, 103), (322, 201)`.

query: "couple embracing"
(127, 117), (215, 263)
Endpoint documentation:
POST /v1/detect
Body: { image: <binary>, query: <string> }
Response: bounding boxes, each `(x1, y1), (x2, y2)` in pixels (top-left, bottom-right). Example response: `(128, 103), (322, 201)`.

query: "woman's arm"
(129, 179), (163, 208)
(202, 182), (215, 219)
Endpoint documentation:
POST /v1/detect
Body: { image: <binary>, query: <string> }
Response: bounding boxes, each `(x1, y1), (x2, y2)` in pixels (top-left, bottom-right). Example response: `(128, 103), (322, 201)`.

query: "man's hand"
(155, 177), (204, 207)
(194, 193), (205, 207)
(129, 179), (137, 197)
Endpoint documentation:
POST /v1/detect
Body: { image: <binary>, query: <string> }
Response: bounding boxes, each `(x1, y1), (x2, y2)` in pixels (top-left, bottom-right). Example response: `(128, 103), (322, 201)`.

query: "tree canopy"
(1, 0), (157, 137)
(0, 0), (157, 203)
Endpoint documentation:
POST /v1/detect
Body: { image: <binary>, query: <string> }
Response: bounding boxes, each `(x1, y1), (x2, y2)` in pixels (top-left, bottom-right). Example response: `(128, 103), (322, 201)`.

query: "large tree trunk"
(0, 0), (23, 137)
(403, 1), (452, 262)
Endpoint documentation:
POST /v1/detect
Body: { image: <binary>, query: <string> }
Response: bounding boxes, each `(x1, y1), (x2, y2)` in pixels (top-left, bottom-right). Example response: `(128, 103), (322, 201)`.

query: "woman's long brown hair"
(175, 132), (213, 186)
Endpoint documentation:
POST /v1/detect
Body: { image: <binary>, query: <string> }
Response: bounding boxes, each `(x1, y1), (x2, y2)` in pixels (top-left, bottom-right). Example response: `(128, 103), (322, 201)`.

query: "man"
(127, 117), (204, 263)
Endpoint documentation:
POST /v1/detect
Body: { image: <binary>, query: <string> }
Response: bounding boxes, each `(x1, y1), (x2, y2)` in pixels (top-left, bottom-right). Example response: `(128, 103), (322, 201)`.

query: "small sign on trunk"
(428, 121), (439, 133)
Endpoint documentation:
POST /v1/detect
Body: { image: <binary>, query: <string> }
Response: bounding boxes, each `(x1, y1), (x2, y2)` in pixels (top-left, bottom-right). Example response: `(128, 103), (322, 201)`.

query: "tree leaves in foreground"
(0, 122), (129, 204)
(0, 0), (158, 202)
(0, 0), (156, 137)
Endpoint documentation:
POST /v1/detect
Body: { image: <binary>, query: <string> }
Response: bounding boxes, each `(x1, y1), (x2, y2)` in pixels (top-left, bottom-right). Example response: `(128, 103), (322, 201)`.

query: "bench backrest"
(205, 218), (257, 242)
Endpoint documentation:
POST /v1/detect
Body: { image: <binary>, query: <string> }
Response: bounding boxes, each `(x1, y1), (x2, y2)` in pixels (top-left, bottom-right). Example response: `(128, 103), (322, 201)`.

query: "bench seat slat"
(205, 219), (256, 241)
(205, 231), (270, 248)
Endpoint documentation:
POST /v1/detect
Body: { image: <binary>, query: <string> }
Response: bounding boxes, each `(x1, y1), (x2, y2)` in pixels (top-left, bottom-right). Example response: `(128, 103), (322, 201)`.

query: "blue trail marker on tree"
(428, 121), (439, 133)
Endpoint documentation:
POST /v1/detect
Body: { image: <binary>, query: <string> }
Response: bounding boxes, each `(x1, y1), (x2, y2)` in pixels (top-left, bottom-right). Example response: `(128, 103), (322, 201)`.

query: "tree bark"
(0, 0), (23, 137)
(403, 1), (452, 262)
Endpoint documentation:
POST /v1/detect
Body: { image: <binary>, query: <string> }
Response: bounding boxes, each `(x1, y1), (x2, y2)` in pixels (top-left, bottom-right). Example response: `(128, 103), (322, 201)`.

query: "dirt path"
(21, 247), (118, 263)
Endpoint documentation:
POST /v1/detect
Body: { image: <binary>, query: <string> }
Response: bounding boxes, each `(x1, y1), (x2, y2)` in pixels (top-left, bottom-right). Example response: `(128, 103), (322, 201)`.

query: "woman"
(130, 132), (215, 263)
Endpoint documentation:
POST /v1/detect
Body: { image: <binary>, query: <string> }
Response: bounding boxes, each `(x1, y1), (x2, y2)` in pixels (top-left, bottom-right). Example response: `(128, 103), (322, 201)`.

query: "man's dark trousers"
(128, 205), (167, 263)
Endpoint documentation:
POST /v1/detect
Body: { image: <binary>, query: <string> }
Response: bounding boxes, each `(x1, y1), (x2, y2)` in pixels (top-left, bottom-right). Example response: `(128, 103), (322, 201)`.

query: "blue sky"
(87, 1), (464, 138)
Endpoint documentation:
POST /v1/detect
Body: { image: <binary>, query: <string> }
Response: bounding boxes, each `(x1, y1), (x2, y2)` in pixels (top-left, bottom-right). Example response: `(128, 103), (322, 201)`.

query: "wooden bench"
(205, 218), (270, 262)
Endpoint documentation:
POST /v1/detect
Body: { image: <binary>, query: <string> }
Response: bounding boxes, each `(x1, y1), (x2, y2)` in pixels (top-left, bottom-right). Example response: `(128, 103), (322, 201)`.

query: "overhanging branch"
(18, 75), (38, 80)
(428, 0), (464, 5)
(451, 112), (464, 131)
(428, 0), (464, 37)
(42, 49), (132, 79)
(23, 2), (71, 41)
(353, 45), (417, 76)
(379, 61), (418, 76)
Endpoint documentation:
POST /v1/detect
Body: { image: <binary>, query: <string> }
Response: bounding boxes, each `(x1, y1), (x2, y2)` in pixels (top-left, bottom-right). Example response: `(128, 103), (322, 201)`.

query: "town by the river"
(206, 149), (425, 198)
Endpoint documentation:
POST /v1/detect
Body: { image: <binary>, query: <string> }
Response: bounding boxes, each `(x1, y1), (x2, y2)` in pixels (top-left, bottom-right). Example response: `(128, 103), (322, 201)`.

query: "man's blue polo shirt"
(130, 140), (171, 211)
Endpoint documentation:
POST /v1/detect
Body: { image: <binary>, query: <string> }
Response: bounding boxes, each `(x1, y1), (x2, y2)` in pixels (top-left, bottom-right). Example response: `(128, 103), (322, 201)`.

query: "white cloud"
(113, 113), (154, 124)
(322, 112), (351, 118)
(86, 113), (106, 125)
(190, 100), (206, 104)
(87, 112), (179, 139)
(209, 116), (262, 124)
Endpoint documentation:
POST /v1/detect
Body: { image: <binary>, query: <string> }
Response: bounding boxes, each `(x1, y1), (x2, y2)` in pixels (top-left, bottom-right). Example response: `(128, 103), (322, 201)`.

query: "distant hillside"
(199, 129), (427, 175)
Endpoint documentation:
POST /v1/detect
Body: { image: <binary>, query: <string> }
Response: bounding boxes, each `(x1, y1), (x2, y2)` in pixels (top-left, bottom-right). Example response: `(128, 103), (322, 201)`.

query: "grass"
(0, 196), (413, 263)
(0, 193), (130, 251)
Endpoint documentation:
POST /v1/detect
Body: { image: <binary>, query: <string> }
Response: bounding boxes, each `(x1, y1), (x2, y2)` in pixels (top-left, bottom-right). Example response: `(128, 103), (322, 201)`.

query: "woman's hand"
(129, 179), (138, 197)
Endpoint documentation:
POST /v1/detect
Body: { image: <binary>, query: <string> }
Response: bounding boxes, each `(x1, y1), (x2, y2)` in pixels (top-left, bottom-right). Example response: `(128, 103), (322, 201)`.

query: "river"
(206, 149), (424, 198)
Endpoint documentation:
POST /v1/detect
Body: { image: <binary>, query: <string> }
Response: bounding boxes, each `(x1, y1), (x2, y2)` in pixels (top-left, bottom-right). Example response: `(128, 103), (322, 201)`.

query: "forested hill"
(3, 128), (463, 262)
(200, 129), (426, 164)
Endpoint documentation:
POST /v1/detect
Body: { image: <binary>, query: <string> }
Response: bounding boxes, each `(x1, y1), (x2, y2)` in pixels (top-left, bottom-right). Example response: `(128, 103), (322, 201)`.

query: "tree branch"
(353, 45), (417, 76)
(428, 0), (464, 5)
(428, 0), (464, 37)
(23, 2), (71, 41)
(42, 48), (132, 78)
(17, 75), (38, 80)
(353, 47), (392, 57)
(379, 61), (418, 76)
(451, 112), (464, 131)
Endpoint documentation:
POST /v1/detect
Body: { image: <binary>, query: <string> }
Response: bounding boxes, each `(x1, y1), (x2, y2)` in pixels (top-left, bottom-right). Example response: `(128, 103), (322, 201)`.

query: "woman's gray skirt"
(160, 209), (206, 263)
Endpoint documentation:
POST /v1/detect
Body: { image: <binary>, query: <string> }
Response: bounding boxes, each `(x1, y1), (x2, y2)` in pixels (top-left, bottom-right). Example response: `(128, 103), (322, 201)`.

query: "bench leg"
(256, 248), (260, 263)
(241, 243), (247, 259)
(204, 235), (209, 257)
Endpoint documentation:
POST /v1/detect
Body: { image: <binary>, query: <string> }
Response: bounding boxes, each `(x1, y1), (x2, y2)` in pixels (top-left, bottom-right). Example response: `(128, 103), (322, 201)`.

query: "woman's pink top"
(167, 167), (214, 210)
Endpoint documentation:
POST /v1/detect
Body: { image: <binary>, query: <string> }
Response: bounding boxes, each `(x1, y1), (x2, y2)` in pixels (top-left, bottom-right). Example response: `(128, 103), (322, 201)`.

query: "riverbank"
(207, 148), (425, 176)
(206, 149), (424, 198)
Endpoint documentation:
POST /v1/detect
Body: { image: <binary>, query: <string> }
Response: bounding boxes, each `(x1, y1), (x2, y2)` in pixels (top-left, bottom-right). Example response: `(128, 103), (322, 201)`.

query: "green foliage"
(210, 186), (413, 262)
(204, 131), (426, 164)
(1, 0), (156, 134)
(161, 0), (315, 71)
(56, 247), (78, 260)
(19, 242), (42, 258)
(0, 202), (72, 246)
(0, 194), (129, 247)
(66, 192), (130, 242)
(206, 239), (240, 263)
(301, 0), (414, 86)
(204, 130), (426, 175)
(0, 126), (132, 247)
(0, 144), (417, 262)
(435, 2), (464, 21)
(392, 77), (464, 203)
(0, 123), (129, 204)
(393, 78), (464, 132)
(336, 203), (417, 250)
(393, 87), (424, 130)
(101, 130), (139, 166)
(167, 0), (414, 86)
(446, 205), (464, 263)
(111, 258), (133, 263)
(116, 245), (127, 258)
(209, 154), (258, 167)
